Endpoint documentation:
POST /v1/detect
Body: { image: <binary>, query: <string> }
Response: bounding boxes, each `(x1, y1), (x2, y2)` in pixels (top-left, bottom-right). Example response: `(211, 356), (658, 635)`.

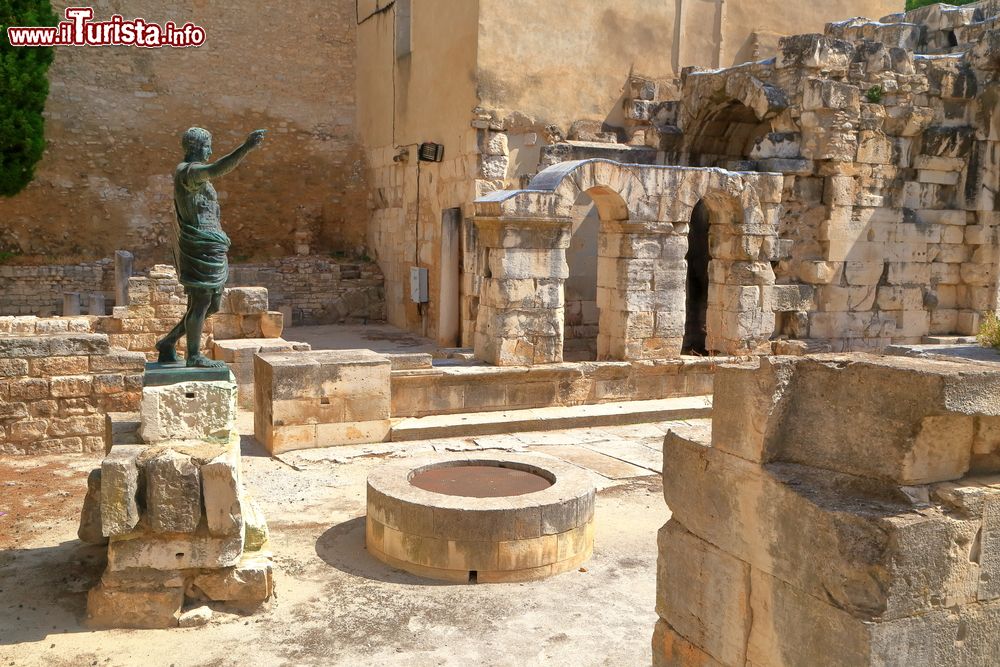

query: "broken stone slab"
(146, 450), (202, 533)
(202, 440), (243, 537)
(191, 554), (273, 602)
(713, 354), (1000, 484)
(663, 430), (984, 621)
(100, 445), (145, 537)
(139, 378), (237, 444)
(243, 493), (270, 551)
(178, 605), (213, 628)
(78, 468), (107, 546)
(86, 583), (183, 629)
(224, 287), (268, 315)
(107, 524), (245, 572)
(656, 520), (750, 666)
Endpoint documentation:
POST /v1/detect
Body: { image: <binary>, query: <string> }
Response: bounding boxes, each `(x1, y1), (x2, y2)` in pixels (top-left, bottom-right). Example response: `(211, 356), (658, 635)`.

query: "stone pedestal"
(81, 367), (273, 629)
(254, 349), (391, 454)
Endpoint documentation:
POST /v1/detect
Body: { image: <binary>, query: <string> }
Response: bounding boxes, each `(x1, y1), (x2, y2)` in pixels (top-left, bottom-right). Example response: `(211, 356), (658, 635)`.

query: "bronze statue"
(155, 127), (266, 368)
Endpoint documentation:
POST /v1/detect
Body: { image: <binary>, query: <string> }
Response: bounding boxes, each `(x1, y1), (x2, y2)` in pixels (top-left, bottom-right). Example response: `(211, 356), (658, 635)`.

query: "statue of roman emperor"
(155, 127), (266, 368)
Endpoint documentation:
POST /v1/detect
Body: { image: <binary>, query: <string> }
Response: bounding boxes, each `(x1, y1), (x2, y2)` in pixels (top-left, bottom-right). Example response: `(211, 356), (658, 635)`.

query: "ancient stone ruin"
(656, 354), (1000, 665)
(81, 364), (272, 629)
(470, 1), (1000, 364)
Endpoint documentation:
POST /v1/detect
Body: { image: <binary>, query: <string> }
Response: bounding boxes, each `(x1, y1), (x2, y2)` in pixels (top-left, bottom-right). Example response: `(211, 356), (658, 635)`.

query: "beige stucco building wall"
(0, 0), (369, 266)
(357, 0), (904, 344)
(357, 0), (481, 344)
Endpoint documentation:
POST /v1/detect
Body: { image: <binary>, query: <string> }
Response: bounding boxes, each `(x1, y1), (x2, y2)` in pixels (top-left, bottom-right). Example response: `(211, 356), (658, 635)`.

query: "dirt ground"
(0, 417), (696, 667)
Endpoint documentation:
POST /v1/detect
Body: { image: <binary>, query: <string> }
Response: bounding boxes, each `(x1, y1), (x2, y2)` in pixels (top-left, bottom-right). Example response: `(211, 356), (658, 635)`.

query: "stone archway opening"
(683, 200), (710, 355)
(685, 100), (772, 167)
(564, 192), (600, 361)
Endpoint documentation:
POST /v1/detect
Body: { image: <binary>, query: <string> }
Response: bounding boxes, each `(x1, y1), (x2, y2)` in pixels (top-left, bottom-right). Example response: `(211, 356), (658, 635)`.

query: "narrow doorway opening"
(683, 201), (710, 355)
(564, 193), (600, 361)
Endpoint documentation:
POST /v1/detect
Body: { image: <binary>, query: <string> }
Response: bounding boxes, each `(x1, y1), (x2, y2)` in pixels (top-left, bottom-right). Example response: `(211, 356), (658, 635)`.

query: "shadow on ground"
(0, 540), (105, 645)
(314, 516), (458, 587)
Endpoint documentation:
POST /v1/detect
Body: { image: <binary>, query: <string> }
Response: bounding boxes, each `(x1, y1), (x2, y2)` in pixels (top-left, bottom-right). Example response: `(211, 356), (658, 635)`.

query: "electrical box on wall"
(410, 267), (428, 303)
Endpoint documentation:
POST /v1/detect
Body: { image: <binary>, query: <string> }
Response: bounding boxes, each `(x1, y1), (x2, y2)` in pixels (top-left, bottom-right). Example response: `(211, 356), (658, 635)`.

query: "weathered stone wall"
(228, 257), (385, 325)
(0, 261), (115, 316)
(655, 354), (1000, 666)
(0, 334), (146, 455)
(667, 1), (1000, 350)
(0, 0), (369, 265)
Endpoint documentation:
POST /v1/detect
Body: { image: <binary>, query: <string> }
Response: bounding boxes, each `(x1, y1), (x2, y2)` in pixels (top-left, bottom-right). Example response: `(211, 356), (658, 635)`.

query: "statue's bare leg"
(185, 288), (227, 368)
(155, 319), (186, 363)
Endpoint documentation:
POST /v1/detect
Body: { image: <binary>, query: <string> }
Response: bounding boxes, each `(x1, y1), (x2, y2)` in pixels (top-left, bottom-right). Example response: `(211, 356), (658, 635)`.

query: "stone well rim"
(366, 452), (593, 512)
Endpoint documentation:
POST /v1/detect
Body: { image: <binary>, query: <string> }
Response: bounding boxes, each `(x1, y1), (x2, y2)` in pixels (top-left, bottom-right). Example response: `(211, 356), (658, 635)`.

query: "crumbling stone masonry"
(473, 161), (785, 364)
(655, 354), (1000, 666)
(471, 1), (1000, 365)
(81, 371), (272, 629)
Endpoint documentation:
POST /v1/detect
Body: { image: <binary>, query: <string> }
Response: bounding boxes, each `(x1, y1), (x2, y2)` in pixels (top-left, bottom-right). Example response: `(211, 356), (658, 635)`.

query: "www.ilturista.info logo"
(6, 7), (206, 48)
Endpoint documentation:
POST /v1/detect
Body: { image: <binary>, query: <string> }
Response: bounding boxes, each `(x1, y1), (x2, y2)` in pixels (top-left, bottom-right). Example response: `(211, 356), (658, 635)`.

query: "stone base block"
(652, 619), (722, 667)
(255, 349), (392, 454)
(108, 525), (244, 572)
(86, 584), (183, 629)
(191, 554), (273, 602)
(139, 378), (237, 444)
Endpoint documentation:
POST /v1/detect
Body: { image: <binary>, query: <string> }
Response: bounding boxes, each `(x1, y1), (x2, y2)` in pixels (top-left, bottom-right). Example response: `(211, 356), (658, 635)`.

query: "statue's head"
(181, 127), (212, 161)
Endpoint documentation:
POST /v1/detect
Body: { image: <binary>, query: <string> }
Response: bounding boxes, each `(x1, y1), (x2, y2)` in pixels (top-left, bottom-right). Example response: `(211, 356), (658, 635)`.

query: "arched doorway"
(683, 200), (710, 354)
(564, 192), (600, 361)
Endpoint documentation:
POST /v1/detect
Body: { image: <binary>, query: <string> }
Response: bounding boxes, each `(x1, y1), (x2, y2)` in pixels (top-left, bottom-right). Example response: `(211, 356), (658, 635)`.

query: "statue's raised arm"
(187, 129), (267, 183)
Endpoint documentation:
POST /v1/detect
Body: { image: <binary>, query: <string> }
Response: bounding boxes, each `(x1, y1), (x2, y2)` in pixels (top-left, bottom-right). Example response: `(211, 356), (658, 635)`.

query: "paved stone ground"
(287, 322), (439, 355)
(0, 416), (710, 667)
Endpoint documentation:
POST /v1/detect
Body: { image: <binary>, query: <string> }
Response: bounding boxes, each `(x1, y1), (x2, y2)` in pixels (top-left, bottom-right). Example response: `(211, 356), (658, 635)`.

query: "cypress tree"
(0, 1), (57, 196)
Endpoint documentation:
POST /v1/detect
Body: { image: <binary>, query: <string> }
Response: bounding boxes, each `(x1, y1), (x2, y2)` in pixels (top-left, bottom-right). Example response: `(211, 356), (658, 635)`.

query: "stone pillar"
(655, 354), (1000, 666)
(473, 217), (571, 366)
(114, 250), (133, 306)
(87, 293), (106, 316)
(63, 292), (82, 316)
(597, 228), (685, 360)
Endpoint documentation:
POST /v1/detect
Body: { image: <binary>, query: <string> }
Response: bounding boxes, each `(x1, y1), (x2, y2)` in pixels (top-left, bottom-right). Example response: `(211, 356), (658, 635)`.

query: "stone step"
(389, 396), (713, 442)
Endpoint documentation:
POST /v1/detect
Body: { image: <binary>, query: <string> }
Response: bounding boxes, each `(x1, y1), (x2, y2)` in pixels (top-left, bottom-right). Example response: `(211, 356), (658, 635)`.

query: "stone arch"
(472, 160), (781, 366)
(680, 73), (788, 167)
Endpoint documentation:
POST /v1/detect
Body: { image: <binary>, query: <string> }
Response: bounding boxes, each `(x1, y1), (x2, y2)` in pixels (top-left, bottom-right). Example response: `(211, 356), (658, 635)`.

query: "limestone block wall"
(0, 261), (115, 316)
(390, 358), (717, 419)
(670, 2), (1000, 351)
(0, 334), (146, 455)
(654, 354), (1000, 666)
(103, 265), (286, 360)
(0, 0), (368, 264)
(364, 133), (481, 344)
(228, 256), (385, 326)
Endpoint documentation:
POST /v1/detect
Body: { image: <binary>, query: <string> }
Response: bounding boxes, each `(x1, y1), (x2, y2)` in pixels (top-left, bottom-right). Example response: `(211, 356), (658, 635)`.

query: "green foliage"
(977, 312), (1000, 350)
(865, 85), (884, 104)
(0, 0), (57, 196)
(905, 0), (978, 11)
(0, 249), (19, 263)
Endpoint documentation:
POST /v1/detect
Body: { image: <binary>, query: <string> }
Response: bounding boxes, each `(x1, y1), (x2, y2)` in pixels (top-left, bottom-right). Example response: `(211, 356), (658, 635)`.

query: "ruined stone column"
(473, 217), (571, 365)
(114, 250), (133, 306)
(596, 227), (686, 360)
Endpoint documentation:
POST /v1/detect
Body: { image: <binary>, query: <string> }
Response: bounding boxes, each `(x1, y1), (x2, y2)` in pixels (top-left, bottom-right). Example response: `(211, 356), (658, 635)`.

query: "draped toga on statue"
(172, 161), (230, 291)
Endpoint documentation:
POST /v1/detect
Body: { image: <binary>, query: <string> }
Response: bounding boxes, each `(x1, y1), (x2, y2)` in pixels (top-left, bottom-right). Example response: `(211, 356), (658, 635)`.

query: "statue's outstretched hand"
(245, 129), (267, 150)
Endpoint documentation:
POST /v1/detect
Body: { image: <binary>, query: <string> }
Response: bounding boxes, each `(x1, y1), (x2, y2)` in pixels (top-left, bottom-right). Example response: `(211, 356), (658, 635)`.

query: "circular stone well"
(366, 453), (595, 583)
